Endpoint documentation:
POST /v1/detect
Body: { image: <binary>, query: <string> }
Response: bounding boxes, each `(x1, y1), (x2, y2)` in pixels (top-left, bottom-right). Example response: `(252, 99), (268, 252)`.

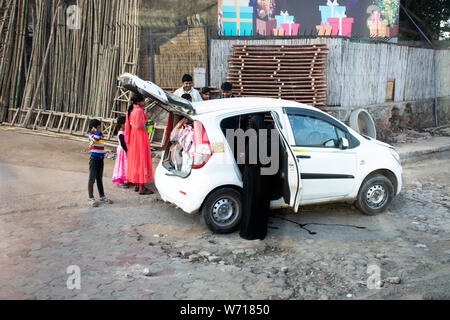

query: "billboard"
(218, 0), (400, 38)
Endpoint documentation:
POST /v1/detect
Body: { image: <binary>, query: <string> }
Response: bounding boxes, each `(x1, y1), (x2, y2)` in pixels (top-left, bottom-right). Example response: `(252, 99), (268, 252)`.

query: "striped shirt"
(89, 130), (105, 157)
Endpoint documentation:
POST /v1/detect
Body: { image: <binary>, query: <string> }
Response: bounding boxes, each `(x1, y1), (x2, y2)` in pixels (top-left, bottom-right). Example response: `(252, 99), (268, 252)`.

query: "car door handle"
(296, 155), (311, 159)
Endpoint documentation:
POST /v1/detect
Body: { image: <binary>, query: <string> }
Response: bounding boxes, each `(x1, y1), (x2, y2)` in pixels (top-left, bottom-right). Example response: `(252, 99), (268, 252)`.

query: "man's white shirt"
(174, 87), (203, 102)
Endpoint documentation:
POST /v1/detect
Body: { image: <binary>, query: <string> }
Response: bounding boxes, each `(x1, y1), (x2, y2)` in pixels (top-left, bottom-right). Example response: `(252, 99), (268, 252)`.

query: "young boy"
(220, 82), (235, 99)
(88, 119), (113, 207)
(201, 87), (211, 100)
(181, 93), (193, 102)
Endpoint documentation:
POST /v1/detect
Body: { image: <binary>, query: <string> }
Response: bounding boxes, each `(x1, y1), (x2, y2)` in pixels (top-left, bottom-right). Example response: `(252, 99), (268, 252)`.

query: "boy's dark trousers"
(88, 156), (105, 199)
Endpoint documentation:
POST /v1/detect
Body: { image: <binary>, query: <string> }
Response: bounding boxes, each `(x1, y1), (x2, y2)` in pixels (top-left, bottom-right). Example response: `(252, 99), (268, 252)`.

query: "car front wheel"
(356, 174), (395, 216)
(201, 187), (242, 234)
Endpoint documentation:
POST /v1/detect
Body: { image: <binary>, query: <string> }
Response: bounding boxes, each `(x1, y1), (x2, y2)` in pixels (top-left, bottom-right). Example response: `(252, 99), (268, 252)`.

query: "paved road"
(0, 128), (449, 300)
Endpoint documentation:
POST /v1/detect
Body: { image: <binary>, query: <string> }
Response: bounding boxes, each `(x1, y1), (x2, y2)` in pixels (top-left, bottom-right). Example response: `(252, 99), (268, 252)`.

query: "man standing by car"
(174, 74), (203, 102)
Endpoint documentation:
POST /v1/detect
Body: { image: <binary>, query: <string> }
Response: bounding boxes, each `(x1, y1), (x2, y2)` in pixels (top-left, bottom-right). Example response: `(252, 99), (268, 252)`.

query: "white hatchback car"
(120, 74), (402, 234)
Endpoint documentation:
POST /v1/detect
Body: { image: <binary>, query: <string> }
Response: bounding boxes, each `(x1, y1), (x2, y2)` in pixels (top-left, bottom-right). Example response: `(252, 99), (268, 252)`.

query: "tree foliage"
(399, 0), (450, 41)
(377, 0), (400, 26)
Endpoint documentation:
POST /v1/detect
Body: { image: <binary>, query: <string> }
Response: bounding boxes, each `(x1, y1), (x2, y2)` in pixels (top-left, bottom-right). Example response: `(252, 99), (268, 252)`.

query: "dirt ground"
(0, 126), (449, 300)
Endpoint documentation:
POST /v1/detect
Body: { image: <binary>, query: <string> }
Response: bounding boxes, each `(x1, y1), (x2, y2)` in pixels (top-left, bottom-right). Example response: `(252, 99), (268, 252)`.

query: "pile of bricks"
(227, 44), (328, 106)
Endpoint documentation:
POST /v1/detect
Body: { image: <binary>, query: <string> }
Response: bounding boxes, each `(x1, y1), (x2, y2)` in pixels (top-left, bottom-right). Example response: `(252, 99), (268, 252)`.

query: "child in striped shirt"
(88, 119), (113, 207)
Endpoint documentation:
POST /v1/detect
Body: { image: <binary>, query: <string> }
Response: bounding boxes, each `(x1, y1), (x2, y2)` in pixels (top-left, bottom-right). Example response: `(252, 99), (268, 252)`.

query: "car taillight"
(192, 120), (212, 169)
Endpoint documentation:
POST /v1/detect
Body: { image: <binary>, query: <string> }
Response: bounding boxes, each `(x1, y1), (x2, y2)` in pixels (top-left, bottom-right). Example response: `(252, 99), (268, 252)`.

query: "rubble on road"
(385, 277), (402, 284)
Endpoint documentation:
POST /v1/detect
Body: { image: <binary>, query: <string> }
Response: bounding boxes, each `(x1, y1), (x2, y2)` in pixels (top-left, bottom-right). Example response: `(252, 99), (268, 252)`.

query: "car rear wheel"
(356, 174), (394, 216)
(201, 187), (242, 234)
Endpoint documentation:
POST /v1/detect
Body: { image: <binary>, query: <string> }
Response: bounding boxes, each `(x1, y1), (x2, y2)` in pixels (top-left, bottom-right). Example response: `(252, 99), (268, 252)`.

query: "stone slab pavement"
(395, 136), (450, 164)
(0, 127), (449, 300)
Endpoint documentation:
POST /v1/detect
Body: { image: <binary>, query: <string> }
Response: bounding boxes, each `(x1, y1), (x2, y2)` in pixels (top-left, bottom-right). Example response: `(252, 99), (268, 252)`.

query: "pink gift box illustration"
(256, 17), (277, 36)
(327, 16), (354, 36)
(281, 22), (300, 36)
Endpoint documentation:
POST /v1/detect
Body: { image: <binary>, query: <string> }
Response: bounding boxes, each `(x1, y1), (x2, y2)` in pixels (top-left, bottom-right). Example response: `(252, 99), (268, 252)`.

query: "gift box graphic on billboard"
(317, 1), (354, 37)
(255, 0), (298, 36)
(219, 0), (253, 36)
(366, 0), (399, 38)
(218, 0), (400, 39)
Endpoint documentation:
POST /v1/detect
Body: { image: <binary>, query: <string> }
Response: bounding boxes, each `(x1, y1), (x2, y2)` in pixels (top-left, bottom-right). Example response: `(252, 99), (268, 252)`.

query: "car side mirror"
(340, 137), (349, 149)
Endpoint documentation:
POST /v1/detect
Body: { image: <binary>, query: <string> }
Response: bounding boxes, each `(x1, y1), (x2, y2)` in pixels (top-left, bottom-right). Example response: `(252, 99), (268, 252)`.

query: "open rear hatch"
(118, 73), (195, 119)
(119, 73), (211, 179)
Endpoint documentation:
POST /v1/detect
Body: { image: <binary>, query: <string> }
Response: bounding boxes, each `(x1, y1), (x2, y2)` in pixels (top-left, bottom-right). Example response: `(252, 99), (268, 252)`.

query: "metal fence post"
(400, 3), (438, 127)
(204, 24), (210, 87)
(150, 28), (155, 83)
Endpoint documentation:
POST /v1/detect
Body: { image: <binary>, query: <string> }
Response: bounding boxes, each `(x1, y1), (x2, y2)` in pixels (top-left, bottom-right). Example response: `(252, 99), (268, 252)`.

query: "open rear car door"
(119, 73), (209, 179)
(118, 73), (195, 119)
(271, 111), (302, 213)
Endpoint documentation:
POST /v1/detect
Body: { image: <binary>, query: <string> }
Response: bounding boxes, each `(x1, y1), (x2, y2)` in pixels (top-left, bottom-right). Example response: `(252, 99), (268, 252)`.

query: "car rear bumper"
(155, 165), (204, 214)
(155, 159), (242, 215)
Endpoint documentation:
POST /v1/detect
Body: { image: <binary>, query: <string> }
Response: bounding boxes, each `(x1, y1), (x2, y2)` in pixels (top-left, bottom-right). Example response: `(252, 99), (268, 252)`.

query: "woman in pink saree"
(125, 92), (154, 195)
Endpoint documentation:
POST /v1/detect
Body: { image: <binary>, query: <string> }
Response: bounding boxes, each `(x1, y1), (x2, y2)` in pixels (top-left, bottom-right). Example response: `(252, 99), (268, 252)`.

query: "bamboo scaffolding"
(0, 0), (140, 139)
(22, 0), (61, 127)
(0, 0), (19, 121)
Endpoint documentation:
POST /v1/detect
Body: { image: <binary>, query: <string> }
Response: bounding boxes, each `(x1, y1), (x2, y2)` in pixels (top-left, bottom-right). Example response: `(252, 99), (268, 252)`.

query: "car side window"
(288, 114), (340, 148)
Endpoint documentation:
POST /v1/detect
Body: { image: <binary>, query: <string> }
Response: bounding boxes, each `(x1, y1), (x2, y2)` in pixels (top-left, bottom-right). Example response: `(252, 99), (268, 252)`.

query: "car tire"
(356, 174), (394, 216)
(201, 187), (242, 234)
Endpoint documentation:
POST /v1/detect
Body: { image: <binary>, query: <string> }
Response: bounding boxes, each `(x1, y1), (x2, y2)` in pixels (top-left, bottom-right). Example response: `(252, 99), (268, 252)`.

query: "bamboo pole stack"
(0, 0), (140, 127)
(227, 44), (329, 106)
(0, 0), (29, 122)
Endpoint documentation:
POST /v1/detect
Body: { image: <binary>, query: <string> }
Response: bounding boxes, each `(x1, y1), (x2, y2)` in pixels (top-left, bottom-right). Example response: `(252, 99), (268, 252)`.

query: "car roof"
(192, 97), (320, 116)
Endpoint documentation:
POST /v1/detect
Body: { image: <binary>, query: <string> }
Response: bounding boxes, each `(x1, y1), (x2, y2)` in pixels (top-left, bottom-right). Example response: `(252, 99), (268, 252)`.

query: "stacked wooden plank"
(227, 44), (328, 106)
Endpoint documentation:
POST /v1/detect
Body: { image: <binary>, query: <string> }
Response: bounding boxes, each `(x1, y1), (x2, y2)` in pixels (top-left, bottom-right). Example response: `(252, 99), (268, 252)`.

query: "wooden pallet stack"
(227, 44), (328, 106)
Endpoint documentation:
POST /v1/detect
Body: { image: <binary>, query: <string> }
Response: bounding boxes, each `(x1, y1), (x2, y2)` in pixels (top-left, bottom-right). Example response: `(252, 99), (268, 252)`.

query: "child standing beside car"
(112, 116), (131, 189)
(88, 119), (113, 207)
(181, 93), (193, 102)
